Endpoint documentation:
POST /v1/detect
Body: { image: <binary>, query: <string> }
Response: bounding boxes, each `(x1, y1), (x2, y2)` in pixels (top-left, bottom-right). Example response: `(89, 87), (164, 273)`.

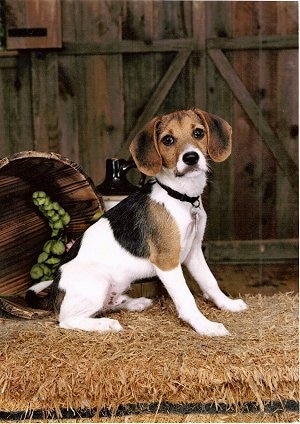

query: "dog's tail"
(25, 280), (54, 310)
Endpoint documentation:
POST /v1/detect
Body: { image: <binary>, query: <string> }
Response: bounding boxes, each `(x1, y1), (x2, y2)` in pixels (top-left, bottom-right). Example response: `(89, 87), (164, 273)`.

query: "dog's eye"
(162, 135), (175, 146)
(193, 128), (205, 139)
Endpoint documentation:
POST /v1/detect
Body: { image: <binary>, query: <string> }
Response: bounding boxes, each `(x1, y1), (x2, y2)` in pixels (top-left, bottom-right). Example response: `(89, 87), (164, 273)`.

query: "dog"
(26, 108), (247, 336)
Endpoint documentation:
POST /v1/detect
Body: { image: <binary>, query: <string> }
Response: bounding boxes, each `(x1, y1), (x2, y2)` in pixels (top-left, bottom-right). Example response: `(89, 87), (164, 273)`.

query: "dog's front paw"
(197, 320), (230, 337)
(189, 317), (230, 337)
(220, 298), (248, 312)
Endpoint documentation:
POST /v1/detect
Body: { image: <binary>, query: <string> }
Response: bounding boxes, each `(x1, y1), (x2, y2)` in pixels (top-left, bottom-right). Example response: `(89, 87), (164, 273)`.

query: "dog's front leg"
(184, 244), (248, 312)
(155, 265), (230, 336)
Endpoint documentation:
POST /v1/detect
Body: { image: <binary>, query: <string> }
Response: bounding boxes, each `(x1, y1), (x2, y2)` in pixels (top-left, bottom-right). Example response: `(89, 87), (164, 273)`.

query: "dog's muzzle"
(182, 151), (199, 166)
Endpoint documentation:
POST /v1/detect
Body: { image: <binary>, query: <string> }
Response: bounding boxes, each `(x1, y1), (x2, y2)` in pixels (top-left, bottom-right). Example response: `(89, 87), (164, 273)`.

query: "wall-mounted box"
(6, 0), (61, 49)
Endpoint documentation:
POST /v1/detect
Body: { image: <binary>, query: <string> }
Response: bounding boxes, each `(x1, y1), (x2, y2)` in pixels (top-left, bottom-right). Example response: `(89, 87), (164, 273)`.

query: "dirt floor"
(129, 263), (299, 299)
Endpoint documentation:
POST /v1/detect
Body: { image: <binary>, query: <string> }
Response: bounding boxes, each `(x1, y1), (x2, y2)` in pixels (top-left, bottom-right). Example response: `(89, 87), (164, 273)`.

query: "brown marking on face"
(156, 110), (208, 170)
(146, 200), (180, 271)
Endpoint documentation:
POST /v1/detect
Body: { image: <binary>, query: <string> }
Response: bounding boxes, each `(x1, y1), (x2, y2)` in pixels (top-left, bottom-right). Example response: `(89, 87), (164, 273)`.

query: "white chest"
(176, 204), (206, 261)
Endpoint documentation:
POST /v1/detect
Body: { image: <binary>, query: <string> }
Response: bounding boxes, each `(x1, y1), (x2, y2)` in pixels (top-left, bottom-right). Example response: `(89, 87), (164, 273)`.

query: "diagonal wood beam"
(208, 48), (298, 194)
(117, 49), (192, 159)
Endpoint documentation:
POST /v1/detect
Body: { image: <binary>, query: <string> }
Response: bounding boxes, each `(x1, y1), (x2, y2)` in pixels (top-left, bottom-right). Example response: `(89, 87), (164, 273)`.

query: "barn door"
(207, 37), (298, 194)
(204, 1), (298, 254)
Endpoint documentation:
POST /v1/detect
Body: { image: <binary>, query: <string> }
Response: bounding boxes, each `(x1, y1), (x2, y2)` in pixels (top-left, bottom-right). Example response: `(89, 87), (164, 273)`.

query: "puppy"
(26, 108), (247, 336)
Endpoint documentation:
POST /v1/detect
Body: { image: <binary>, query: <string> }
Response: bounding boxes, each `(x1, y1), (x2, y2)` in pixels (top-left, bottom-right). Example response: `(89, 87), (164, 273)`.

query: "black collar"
(155, 179), (201, 208)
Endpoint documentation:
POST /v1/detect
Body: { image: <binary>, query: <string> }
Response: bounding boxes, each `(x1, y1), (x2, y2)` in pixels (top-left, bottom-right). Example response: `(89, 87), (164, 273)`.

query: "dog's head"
(129, 108), (232, 176)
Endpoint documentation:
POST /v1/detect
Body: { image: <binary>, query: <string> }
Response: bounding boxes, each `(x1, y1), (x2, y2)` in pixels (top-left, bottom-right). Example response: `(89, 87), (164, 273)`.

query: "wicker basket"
(0, 151), (104, 296)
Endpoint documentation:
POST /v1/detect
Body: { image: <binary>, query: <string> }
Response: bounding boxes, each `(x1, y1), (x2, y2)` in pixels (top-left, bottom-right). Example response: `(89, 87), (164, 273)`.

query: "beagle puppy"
(26, 108), (247, 336)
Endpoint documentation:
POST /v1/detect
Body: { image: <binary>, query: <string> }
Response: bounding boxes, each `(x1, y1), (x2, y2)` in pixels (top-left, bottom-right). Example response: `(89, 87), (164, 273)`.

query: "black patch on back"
(104, 182), (154, 258)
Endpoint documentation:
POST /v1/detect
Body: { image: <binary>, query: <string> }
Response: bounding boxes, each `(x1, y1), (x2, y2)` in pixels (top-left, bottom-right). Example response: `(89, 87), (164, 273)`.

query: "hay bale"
(0, 293), (298, 421)
(0, 151), (104, 296)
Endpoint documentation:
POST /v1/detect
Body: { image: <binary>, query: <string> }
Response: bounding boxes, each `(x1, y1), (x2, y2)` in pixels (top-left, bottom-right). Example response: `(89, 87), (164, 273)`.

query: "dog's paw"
(95, 318), (123, 332)
(219, 298), (248, 312)
(195, 320), (230, 337)
(60, 317), (123, 333)
(124, 297), (153, 312)
(185, 314), (230, 336)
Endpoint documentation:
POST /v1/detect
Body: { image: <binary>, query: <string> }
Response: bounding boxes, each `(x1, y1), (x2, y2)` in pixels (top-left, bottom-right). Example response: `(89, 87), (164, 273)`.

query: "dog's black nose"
(182, 151), (199, 166)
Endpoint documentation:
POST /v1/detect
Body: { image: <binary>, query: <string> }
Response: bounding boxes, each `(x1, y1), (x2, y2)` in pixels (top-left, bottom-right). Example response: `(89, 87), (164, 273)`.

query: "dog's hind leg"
(58, 266), (123, 332)
(60, 314), (123, 332)
(59, 294), (123, 332)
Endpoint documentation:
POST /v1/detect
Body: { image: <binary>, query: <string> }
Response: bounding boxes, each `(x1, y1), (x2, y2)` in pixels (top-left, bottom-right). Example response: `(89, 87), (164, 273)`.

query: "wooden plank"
(204, 239), (298, 264)
(61, 39), (195, 55)
(121, 0), (157, 168)
(192, 1), (207, 109)
(0, 56), (17, 68)
(231, 1), (278, 241)
(207, 34), (298, 50)
(0, 51), (18, 57)
(57, 0), (80, 164)
(0, 51), (18, 68)
(0, 53), (34, 158)
(117, 49), (192, 158)
(205, 2), (234, 241)
(276, 1), (299, 238)
(31, 51), (61, 152)
(208, 48), (298, 194)
(155, 1), (195, 115)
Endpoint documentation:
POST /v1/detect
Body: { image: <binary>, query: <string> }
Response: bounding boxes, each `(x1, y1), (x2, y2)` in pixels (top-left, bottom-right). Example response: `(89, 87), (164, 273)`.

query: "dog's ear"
(193, 108), (232, 162)
(129, 117), (162, 176)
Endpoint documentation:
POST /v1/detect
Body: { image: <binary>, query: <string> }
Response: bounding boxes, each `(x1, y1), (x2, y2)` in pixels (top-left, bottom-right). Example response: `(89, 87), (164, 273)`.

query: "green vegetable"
(43, 240), (54, 254)
(45, 257), (61, 265)
(30, 264), (44, 280)
(61, 213), (70, 226)
(30, 191), (72, 283)
(37, 252), (49, 263)
(51, 240), (65, 256)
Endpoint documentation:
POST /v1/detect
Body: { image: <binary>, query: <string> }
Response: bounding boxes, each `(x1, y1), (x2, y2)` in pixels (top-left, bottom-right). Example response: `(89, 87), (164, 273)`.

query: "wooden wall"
(0, 1), (298, 252)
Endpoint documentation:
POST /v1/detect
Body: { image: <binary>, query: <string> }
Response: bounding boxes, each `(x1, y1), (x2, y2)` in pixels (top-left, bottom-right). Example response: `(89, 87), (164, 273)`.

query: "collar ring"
(192, 198), (201, 208)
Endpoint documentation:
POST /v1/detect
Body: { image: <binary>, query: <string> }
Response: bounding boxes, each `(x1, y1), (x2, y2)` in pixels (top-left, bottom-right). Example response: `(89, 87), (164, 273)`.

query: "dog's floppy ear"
(129, 117), (162, 176)
(193, 108), (232, 162)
